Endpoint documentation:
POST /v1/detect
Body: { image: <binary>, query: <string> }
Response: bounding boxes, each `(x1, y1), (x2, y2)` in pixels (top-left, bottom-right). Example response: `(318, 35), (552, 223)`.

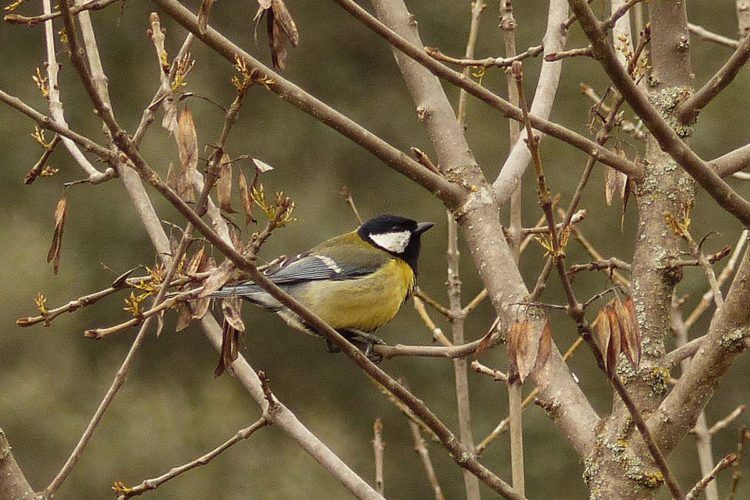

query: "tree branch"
(148, 0), (460, 205)
(0, 429), (35, 500)
(365, 0), (598, 462)
(116, 416), (270, 498)
(493, 0), (569, 208)
(569, 0), (750, 225)
(675, 32), (750, 124)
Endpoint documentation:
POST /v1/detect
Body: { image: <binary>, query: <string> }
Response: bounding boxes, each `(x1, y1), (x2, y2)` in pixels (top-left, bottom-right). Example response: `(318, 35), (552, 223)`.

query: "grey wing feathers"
(210, 252), (382, 303)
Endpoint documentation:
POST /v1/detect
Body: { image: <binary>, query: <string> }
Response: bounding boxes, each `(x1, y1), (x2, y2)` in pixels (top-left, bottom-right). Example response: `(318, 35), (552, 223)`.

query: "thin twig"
(412, 295), (453, 346)
(685, 453), (737, 500)
(709, 405), (746, 435)
(4, 0), (121, 25)
(672, 293), (718, 500)
(116, 416), (269, 498)
(425, 44), (543, 69)
(501, 3), (524, 492)
(471, 360), (508, 382)
(341, 186), (364, 225)
(41, 0), (116, 184)
(414, 287), (452, 318)
(543, 45), (592, 62)
(408, 419), (446, 500)
(676, 32), (750, 123)
(373, 418), (385, 495)
(729, 426), (750, 499)
(475, 337), (584, 454)
(688, 23), (739, 49)
(450, 4), (483, 495)
(685, 230), (748, 329)
(569, 258), (632, 276)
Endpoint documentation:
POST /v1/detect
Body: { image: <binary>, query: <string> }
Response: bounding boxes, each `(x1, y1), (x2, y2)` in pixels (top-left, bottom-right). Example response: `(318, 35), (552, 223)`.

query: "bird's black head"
(357, 214), (434, 273)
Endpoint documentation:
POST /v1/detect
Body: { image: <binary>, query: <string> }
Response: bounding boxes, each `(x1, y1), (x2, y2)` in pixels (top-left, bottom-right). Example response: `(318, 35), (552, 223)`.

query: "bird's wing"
(263, 246), (387, 285)
(211, 233), (390, 300)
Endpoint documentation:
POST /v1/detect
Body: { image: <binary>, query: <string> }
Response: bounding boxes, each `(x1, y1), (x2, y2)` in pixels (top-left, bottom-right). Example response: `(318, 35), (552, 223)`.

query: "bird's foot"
(324, 338), (341, 353)
(321, 330), (386, 363)
(343, 329), (385, 364)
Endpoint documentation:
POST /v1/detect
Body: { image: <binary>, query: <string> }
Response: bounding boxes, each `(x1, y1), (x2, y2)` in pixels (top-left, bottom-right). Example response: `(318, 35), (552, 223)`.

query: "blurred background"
(1, 1), (749, 498)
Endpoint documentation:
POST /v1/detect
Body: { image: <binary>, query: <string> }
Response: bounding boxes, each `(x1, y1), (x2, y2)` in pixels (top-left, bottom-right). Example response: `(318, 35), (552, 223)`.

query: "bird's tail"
(210, 283), (281, 310)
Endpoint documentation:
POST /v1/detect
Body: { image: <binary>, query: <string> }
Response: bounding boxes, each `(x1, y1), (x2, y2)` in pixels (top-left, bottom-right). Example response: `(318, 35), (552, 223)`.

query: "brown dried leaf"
(221, 296), (245, 332)
(199, 259), (235, 297)
(507, 319), (535, 384)
(267, 9), (288, 71)
(622, 177), (633, 230)
(252, 157), (274, 172)
(155, 310), (165, 337)
(47, 191), (68, 274)
(215, 319), (242, 377)
(533, 320), (552, 376)
(594, 308), (611, 369)
(238, 168), (256, 225)
(271, 0), (299, 47)
(197, 0), (215, 35)
(191, 297), (211, 320)
(605, 166), (627, 207)
(606, 304), (621, 377)
(475, 316), (500, 355)
(217, 152), (235, 213)
(166, 161), (177, 191)
(506, 319), (521, 384)
(111, 267), (137, 288)
(162, 97), (178, 134)
(175, 302), (192, 332)
(185, 246), (206, 276)
(176, 109), (198, 202)
(621, 295), (641, 368)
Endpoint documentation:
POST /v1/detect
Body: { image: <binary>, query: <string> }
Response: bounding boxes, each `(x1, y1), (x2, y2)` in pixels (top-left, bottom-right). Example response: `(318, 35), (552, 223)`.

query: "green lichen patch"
(645, 366), (670, 396)
(720, 327), (748, 351)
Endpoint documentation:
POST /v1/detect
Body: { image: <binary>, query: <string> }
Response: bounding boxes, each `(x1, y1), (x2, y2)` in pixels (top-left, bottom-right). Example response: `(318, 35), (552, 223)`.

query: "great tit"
(212, 214), (434, 359)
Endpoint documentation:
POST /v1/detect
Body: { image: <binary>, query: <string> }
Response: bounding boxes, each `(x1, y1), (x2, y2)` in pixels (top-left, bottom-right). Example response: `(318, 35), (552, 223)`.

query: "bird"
(212, 214), (434, 361)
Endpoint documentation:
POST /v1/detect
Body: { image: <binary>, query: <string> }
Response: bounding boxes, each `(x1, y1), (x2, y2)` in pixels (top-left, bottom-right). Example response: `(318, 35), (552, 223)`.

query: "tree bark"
(583, 1), (696, 498)
(0, 429), (35, 500)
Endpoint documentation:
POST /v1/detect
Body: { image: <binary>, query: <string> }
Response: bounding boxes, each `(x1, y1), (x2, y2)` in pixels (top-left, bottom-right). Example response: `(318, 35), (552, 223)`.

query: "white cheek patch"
(370, 231), (411, 253)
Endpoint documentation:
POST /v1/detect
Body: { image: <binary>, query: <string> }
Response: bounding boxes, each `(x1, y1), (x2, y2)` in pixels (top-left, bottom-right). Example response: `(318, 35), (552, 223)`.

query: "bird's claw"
(321, 330), (386, 363)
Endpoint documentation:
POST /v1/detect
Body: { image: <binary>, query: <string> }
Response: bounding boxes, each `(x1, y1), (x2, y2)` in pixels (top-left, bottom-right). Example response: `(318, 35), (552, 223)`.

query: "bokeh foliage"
(1, 1), (749, 498)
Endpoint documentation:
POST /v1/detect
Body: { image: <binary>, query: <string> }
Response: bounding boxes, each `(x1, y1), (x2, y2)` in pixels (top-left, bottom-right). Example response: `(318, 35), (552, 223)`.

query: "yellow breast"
(300, 258), (415, 332)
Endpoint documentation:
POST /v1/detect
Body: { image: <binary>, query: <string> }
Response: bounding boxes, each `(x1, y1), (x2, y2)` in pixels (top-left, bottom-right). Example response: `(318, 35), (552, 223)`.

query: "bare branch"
(149, 0), (461, 205)
(116, 417), (269, 498)
(408, 420), (446, 500)
(4, 0), (121, 25)
(685, 230), (748, 329)
(471, 360), (508, 382)
(676, 33), (750, 124)
(569, 0), (750, 225)
(493, 0), (573, 206)
(685, 453), (737, 500)
(425, 44), (543, 69)
(0, 429), (35, 500)
(372, 419), (384, 496)
(709, 405), (747, 435)
(41, 0), (116, 184)
(688, 23), (740, 49)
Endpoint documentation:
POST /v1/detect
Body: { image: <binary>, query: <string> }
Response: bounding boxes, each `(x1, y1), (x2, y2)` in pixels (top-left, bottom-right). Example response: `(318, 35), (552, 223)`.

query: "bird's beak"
(415, 222), (435, 234)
